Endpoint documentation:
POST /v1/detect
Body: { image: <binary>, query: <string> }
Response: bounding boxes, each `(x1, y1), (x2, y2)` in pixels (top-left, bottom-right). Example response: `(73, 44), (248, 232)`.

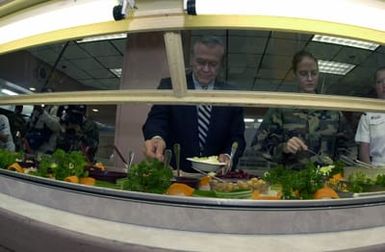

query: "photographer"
(25, 104), (62, 154)
(56, 105), (99, 161)
(0, 114), (15, 151)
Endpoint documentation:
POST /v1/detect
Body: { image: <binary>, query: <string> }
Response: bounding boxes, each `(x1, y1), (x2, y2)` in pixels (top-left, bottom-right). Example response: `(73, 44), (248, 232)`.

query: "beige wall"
(114, 32), (170, 169)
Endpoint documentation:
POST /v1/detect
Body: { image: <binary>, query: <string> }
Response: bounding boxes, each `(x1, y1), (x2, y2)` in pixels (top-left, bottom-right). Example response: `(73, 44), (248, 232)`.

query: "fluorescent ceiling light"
(110, 68), (122, 78)
(1, 89), (18, 96)
(0, 0), (117, 45)
(257, 118), (263, 123)
(244, 118), (255, 123)
(92, 108), (99, 112)
(77, 33), (127, 43)
(182, 0), (385, 32)
(2, 80), (33, 94)
(312, 35), (380, 50)
(29, 87), (36, 91)
(318, 60), (355, 75)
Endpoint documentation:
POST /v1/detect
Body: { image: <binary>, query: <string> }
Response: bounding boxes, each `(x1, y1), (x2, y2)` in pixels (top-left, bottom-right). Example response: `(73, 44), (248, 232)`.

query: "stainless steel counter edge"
(1, 168), (385, 208)
(2, 169), (385, 234)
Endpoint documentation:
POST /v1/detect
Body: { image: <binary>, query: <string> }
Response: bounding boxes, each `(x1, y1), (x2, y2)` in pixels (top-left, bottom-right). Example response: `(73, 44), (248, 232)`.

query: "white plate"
(187, 157), (226, 172)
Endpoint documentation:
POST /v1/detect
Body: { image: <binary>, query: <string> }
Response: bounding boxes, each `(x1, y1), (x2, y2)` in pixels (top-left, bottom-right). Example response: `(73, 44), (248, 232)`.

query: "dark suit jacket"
(142, 74), (246, 173)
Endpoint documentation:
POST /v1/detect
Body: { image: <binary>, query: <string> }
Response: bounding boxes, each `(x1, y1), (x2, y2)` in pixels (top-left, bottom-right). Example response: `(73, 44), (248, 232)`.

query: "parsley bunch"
(123, 158), (173, 194)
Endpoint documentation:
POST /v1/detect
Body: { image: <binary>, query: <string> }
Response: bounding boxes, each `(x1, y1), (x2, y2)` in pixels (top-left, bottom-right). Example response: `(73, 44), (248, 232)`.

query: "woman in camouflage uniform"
(251, 50), (355, 169)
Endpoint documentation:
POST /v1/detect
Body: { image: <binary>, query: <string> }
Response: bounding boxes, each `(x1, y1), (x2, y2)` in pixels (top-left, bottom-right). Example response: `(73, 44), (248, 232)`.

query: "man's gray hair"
(191, 35), (224, 56)
(195, 35), (224, 47)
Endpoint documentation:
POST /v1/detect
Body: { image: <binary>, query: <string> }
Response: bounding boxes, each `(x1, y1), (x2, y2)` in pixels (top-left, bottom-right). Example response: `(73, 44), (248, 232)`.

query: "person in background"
(25, 101), (62, 155)
(355, 67), (385, 166)
(24, 88), (62, 154)
(0, 114), (15, 152)
(7, 105), (27, 151)
(142, 35), (245, 173)
(251, 50), (356, 169)
(56, 105), (99, 162)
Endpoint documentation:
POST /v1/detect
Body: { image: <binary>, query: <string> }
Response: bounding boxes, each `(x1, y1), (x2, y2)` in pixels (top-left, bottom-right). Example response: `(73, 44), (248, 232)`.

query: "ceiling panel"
(305, 42), (341, 60)
(333, 47), (373, 65)
(191, 30), (227, 36)
(87, 68), (115, 79)
(276, 82), (298, 92)
(257, 68), (287, 80)
(227, 53), (261, 68)
(63, 44), (89, 59)
(29, 48), (58, 65)
(271, 31), (312, 41)
(362, 52), (385, 68)
(97, 78), (120, 90)
(228, 30), (270, 37)
(266, 38), (308, 56)
(70, 58), (105, 71)
(97, 55), (124, 69)
(252, 79), (282, 91)
(59, 60), (91, 80)
(111, 40), (126, 55)
(228, 36), (268, 54)
(80, 79), (102, 88)
(79, 41), (122, 57)
(20, 30), (384, 99)
(260, 55), (291, 69)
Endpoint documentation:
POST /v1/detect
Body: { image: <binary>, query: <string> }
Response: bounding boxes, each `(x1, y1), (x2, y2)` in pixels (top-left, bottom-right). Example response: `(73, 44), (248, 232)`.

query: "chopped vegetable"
(8, 162), (24, 173)
(121, 158), (173, 194)
(38, 149), (88, 180)
(0, 149), (21, 169)
(313, 186), (339, 199)
(79, 177), (96, 186)
(264, 163), (325, 199)
(166, 183), (194, 196)
(64, 175), (79, 183)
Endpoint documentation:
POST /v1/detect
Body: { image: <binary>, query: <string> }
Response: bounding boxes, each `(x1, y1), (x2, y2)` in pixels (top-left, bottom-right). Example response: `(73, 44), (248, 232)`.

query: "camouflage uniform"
(251, 108), (356, 169)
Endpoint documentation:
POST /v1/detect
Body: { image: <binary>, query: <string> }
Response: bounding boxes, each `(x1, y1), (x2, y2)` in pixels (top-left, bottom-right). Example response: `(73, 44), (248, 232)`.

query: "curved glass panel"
(0, 32), (170, 93)
(183, 29), (385, 98)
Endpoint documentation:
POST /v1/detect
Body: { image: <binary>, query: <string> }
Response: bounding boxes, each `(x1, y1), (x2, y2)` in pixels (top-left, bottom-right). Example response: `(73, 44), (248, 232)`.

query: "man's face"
(191, 42), (224, 85)
(375, 69), (385, 99)
(295, 56), (319, 93)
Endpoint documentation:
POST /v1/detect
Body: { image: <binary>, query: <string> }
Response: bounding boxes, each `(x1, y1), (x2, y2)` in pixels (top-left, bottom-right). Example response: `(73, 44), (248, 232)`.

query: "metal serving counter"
(2, 169), (385, 236)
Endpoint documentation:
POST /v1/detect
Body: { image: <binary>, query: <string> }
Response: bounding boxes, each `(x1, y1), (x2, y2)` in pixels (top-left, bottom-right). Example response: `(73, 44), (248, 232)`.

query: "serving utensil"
(113, 145), (127, 165)
(127, 150), (135, 171)
(191, 166), (225, 183)
(173, 143), (181, 177)
(306, 148), (333, 165)
(340, 154), (374, 169)
(164, 149), (172, 170)
(228, 141), (238, 173)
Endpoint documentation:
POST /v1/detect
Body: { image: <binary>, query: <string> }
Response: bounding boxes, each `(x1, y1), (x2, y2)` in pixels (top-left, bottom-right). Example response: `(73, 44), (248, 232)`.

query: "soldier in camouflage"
(251, 108), (355, 169)
(251, 51), (356, 169)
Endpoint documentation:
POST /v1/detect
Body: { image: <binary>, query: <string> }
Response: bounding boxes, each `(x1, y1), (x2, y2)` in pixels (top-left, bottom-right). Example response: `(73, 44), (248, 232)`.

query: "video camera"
(61, 105), (86, 125)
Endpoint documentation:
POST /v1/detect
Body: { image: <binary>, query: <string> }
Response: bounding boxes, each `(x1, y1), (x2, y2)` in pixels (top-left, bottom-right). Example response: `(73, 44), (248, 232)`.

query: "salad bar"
(2, 149), (385, 235)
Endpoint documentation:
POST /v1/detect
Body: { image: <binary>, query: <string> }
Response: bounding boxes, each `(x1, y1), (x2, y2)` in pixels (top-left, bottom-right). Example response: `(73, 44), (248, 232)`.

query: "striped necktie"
(197, 104), (212, 152)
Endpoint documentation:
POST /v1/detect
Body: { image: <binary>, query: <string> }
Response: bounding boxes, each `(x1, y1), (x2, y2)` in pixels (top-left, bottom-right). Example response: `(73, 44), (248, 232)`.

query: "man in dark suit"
(142, 35), (245, 173)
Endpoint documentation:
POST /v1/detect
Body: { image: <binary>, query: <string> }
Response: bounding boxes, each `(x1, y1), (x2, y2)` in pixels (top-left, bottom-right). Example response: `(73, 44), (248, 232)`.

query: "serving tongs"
(126, 150), (135, 171)
(340, 154), (375, 169)
(191, 166), (225, 183)
(306, 148), (334, 165)
(228, 142), (238, 172)
(164, 149), (172, 170)
(113, 145), (134, 172)
(173, 143), (181, 177)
